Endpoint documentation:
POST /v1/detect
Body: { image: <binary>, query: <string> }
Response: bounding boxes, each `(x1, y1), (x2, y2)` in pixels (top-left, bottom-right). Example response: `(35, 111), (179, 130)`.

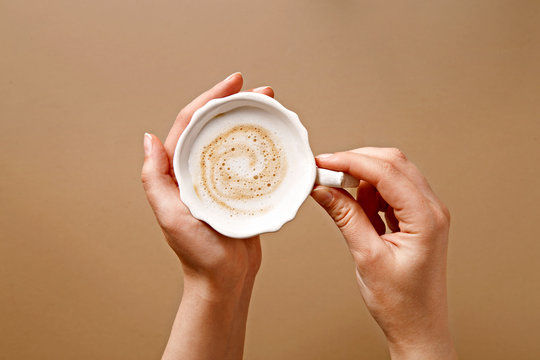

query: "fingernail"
(312, 187), (333, 207)
(316, 153), (333, 160)
(225, 72), (242, 81)
(253, 86), (272, 92)
(144, 133), (153, 155)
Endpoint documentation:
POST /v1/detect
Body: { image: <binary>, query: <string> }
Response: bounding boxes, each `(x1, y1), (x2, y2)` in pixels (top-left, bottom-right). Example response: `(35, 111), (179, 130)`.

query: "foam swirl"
(197, 124), (287, 215)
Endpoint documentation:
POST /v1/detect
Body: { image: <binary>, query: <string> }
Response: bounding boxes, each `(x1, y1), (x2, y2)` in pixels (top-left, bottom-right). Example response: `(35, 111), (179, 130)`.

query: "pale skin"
(141, 73), (457, 359)
(311, 151), (457, 359)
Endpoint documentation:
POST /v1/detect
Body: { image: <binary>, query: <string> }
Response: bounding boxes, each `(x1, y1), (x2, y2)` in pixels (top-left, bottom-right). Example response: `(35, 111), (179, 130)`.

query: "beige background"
(2, 1), (539, 359)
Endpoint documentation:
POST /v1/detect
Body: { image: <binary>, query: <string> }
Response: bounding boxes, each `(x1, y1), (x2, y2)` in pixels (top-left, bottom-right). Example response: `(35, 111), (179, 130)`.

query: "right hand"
(311, 148), (457, 359)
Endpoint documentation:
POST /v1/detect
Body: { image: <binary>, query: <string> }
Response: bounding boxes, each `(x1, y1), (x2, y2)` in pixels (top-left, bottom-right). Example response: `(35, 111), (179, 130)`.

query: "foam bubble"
(187, 105), (316, 225)
(195, 124), (287, 216)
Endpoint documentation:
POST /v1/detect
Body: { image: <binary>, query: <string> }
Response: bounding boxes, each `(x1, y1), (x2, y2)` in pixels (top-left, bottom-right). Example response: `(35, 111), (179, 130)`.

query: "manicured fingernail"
(144, 133), (153, 155)
(316, 153), (333, 160)
(225, 72), (242, 81)
(312, 187), (333, 207)
(253, 86), (272, 92)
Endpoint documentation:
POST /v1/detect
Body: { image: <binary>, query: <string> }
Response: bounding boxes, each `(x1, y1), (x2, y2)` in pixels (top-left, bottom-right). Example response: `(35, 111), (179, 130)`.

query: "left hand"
(141, 73), (274, 297)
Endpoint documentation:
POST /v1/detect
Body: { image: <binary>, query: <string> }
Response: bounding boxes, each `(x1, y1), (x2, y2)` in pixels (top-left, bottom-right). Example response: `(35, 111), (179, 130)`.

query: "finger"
(164, 72), (244, 158)
(356, 181), (386, 235)
(142, 133), (187, 219)
(311, 186), (381, 259)
(349, 147), (436, 200)
(248, 86), (274, 98)
(349, 147), (450, 218)
(384, 206), (400, 233)
(315, 152), (430, 233)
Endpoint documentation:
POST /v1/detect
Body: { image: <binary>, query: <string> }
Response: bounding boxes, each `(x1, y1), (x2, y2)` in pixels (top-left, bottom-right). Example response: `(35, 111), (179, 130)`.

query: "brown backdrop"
(2, 1), (539, 359)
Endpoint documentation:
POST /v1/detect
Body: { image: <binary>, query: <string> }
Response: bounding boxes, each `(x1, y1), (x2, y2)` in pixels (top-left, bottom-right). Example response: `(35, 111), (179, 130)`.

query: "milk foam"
(189, 106), (302, 218)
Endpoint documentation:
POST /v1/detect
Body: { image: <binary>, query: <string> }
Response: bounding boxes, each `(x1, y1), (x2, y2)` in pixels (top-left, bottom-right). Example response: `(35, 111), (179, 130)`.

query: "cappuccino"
(189, 106), (302, 218)
(174, 92), (326, 238)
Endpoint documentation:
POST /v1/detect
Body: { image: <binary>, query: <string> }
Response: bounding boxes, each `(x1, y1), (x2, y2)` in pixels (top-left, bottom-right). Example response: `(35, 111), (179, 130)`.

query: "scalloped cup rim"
(173, 92), (316, 239)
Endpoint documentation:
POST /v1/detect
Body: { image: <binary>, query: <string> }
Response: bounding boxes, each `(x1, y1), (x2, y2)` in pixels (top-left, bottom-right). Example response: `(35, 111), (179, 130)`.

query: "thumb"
(141, 133), (185, 217)
(311, 186), (380, 259)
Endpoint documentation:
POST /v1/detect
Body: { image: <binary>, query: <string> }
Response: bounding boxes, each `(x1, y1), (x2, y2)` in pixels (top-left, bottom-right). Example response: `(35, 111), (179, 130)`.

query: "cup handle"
(315, 168), (360, 188)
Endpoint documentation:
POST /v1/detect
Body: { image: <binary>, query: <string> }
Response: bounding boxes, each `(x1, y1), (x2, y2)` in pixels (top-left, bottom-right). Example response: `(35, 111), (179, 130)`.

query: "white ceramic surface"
(173, 92), (355, 238)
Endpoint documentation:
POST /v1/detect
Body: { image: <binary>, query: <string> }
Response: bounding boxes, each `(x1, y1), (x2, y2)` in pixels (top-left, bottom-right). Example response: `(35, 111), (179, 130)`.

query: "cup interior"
(173, 92), (316, 238)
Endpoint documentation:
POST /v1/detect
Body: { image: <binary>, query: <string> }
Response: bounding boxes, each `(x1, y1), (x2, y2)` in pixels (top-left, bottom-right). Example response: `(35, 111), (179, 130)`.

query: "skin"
(311, 149), (457, 359)
(141, 72), (273, 360)
(142, 74), (457, 359)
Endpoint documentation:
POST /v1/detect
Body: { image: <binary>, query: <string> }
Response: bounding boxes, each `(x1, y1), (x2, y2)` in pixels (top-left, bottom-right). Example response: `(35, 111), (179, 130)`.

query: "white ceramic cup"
(173, 92), (358, 238)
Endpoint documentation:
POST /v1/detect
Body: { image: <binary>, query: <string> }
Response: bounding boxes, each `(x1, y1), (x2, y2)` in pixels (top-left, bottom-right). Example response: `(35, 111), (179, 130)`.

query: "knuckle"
(159, 205), (190, 233)
(353, 243), (385, 271)
(140, 164), (156, 191)
(352, 246), (376, 265)
(140, 170), (151, 189)
(432, 205), (450, 229)
(440, 203), (451, 223)
(380, 160), (399, 176)
(330, 203), (356, 230)
(159, 214), (178, 233)
(386, 147), (407, 163)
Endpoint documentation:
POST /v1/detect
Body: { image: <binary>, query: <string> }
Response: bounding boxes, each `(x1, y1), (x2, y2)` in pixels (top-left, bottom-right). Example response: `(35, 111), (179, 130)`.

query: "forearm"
(162, 275), (256, 360)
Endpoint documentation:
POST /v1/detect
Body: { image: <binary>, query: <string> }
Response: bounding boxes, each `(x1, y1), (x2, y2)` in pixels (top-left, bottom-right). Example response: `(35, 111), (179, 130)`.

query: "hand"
(141, 73), (274, 360)
(311, 148), (457, 360)
(141, 72), (274, 294)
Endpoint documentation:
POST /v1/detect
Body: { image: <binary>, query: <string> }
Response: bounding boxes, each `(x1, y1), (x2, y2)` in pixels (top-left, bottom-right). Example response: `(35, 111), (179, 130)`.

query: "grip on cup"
(315, 168), (359, 188)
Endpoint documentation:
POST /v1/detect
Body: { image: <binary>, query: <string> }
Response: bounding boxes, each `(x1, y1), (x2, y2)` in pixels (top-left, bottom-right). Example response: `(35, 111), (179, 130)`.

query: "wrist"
(182, 268), (257, 303)
(387, 325), (457, 360)
(164, 271), (257, 360)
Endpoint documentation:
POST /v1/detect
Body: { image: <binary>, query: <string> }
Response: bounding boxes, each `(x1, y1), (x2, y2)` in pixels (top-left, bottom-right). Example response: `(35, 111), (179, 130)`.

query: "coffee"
(189, 106), (292, 217)
(175, 92), (350, 238)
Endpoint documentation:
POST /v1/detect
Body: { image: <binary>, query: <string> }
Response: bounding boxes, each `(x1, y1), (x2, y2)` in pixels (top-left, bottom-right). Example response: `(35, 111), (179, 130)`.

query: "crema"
(188, 106), (295, 218)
